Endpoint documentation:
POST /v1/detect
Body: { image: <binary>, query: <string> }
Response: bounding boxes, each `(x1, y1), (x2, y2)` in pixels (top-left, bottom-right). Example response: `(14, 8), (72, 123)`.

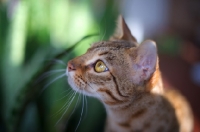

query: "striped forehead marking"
(85, 49), (110, 65)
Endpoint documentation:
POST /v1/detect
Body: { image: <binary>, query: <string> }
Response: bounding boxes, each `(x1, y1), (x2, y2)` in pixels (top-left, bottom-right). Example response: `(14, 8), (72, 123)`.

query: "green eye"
(94, 60), (108, 73)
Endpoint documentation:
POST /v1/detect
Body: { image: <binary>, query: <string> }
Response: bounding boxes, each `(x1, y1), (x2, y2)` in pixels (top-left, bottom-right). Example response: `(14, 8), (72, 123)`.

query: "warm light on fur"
(67, 16), (193, 132)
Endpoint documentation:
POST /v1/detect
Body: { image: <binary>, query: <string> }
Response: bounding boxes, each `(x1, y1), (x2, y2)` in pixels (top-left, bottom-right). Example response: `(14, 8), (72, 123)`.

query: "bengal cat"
(66, 16), (193, 132)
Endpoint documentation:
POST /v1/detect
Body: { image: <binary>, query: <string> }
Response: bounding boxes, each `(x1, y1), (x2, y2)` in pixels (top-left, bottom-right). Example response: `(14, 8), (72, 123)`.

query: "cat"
(66, 16), (193, 132)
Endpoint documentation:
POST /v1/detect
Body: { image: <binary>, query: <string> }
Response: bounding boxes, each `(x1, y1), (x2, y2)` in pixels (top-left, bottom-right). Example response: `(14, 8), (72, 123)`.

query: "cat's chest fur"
(67, 16), (193, 132)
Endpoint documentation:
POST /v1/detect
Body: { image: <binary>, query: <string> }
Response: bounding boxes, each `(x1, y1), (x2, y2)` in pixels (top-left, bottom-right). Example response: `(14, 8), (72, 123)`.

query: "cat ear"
(134, 40), (157, 82)
(110, 15), (137, 43)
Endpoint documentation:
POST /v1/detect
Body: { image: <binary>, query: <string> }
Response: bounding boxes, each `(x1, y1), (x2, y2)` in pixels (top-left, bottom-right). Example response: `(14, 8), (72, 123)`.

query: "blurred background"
(0, 0), (200, 132)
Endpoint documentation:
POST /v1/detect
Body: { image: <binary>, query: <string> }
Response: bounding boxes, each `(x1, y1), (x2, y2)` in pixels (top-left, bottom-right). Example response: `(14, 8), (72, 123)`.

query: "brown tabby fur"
(67, 16), (193, 132)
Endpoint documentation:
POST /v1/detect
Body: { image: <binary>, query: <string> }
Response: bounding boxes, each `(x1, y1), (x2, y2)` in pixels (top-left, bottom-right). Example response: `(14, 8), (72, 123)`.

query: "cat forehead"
(88, 40), (136, 51)
(84, 40), (136, 65)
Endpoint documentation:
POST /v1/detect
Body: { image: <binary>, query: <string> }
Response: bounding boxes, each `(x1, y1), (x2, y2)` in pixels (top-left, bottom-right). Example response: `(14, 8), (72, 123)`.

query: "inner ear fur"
(129, 40), (157, 83)
(110, 15), (137, 44)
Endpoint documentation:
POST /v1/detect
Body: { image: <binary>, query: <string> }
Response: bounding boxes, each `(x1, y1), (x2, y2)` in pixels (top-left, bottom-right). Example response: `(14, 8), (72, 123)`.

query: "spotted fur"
(67, 16), (193, 132)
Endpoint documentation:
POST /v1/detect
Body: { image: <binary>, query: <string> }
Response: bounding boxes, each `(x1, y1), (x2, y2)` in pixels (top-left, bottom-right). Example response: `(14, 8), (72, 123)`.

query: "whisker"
(100, 26), (107, 42)
(88, 83), (94, 90)
(35, 69), (66, 84)
(58, 91), (77, 113)
(52, 91), (76, 118)
(58, 88), (72, 95)
(65, 92), (81, 126)
(53, 90), (73, 103)
(40, 73), (66, 93)
(48, 59), (67, 66)
(55, 88), (80, 125)
(75, 94), (84, 132)
(83, 95), (88, 120)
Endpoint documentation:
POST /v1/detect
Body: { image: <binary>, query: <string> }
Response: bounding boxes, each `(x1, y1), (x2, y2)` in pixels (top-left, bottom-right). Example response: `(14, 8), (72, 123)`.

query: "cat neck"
(104, 91), (160, 131)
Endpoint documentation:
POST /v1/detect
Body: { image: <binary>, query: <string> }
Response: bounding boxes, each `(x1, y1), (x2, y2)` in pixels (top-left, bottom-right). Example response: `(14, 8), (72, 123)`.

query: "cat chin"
(81, 91), (96, 97)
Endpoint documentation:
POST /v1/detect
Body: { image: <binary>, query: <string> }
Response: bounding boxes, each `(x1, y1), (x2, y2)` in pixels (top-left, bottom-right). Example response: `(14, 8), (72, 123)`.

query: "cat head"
(67, 16), (158, 105)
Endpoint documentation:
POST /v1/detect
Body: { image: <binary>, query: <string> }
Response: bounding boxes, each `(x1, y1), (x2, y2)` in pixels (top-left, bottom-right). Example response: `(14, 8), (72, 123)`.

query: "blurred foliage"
(0, 0), (119, 132)
(156, 34), (182, 56)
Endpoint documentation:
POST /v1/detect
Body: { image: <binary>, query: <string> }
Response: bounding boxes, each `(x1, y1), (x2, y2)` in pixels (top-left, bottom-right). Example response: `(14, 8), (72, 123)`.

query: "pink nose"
(67, 61), (76, 72)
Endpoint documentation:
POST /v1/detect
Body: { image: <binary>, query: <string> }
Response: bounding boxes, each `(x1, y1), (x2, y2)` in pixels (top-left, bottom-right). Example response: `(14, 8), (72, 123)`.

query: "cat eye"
(94, 60), (108, 73)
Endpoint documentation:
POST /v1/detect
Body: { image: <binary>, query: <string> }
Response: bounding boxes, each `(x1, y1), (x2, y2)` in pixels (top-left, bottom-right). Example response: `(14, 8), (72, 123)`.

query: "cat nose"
(67, 61), (76, 72)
